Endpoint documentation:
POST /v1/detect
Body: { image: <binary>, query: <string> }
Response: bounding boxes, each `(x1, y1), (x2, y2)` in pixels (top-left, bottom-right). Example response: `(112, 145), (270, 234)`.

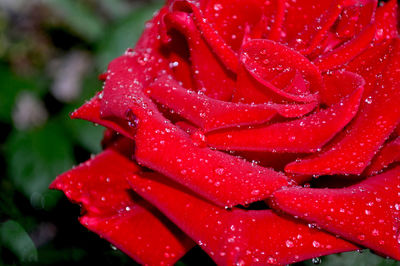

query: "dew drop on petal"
(312, 241), (320, 248)
(364, 96), (373, 104)
(285, 240), (294, 248)
(214, 168), (225, 175)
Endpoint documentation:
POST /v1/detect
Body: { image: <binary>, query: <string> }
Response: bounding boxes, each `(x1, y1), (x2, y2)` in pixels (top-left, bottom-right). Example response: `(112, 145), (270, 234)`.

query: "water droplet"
(215, 168), (225, 175)
(308, 223), (317, 229)
(236, 259), (245, 266)
(364, 96), (373, 104)
(286, 240), (294, 248)
(213, 3), (222, 11)
(191, 131), (206, 147)
(312, 241), (320, 248)
(312, 257), (321, 264)
(169, 61), (179, 68)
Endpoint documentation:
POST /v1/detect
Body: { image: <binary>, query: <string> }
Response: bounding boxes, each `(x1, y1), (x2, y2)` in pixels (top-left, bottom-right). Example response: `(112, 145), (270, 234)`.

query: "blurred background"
(0, 0), (399, 265)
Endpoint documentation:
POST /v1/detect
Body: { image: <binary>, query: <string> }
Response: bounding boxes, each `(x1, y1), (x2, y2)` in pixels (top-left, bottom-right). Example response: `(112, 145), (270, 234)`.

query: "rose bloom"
(50, 0), (400, 265)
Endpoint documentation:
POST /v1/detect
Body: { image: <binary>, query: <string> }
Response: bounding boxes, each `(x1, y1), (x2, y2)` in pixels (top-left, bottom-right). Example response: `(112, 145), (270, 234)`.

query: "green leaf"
(95, 1), (163, 70)
(35, 246), (86, 264)
(43, 0), (104, 42)
(4, 120), (74, 208)
(303, 250), (400, 266)
(0, 220), (38, 262)
(0, 62), (41, 122)
(65, 118), (103, 154)
(0, 180), (20, 221)
(96, 0), (134, 19)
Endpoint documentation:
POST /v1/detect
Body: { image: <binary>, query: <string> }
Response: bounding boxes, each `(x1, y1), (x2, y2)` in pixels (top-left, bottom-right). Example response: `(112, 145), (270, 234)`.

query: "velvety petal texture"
(50, 148), (194, 265)
(286, 39), (400, 176)
(128, 171), (358, 265)
(271, 167), (400, 260)
(51, 0), (400, 264)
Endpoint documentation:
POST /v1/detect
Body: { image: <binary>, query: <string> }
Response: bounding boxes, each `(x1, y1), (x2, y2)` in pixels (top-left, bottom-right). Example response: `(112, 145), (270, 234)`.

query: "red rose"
(50, 0), (400, 264)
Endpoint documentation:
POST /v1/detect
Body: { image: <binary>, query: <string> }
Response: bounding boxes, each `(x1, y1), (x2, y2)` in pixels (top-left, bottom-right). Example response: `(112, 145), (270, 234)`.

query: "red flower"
(50, 0), (400, 264)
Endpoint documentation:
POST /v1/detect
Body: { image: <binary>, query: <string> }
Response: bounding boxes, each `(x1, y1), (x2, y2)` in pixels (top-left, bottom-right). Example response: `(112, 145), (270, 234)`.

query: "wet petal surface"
(50, 149), (194, 265)
(128, 171), (358, 265)
(272, 166), (400, 260)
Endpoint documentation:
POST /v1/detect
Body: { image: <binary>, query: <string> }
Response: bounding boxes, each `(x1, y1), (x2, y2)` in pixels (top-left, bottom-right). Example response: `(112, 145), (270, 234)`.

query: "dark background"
(0, 0), (399, 265)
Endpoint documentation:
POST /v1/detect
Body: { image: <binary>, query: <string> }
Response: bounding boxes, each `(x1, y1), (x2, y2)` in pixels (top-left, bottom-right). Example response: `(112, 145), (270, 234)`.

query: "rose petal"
(335, 5), (361, 39)
(101, 128), (119, 148)
(265, 70), (312, 97)
(271, 166), (400, 260)
(100, 54), (165, 124)
(70, 94), (133, 139)
(282, 71), (310, 96)
(286, 38), (400, 175)
(321, 70), (365, 105)
(263, 0), (286, 41)
(164, 11), (236, 100)
(134, 116), (288, 207)
(345, 39), (394, 97)
(128, 172), (358, 265)
(334, 0), (377, 39)
(313, 23), (377, 71)
(148, 75), (317, 131)
(234, 39), (321, 104)
(241, 0), (286, 42)
(101, 134), (135, 158)
(160, 18), (195, 90)
(206, 84), (363, 153)
(282, 0), (343, 45)
(204, 0), (266, 51)
(50, 150), (194, 265)
(293, 1), (343, 54)
(90, 49), (289, 208)
(364, 137), (400, 176)
(374, 0), (398, 43)
(346, 38), (393, 81)
(172, 0), (239, 73)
